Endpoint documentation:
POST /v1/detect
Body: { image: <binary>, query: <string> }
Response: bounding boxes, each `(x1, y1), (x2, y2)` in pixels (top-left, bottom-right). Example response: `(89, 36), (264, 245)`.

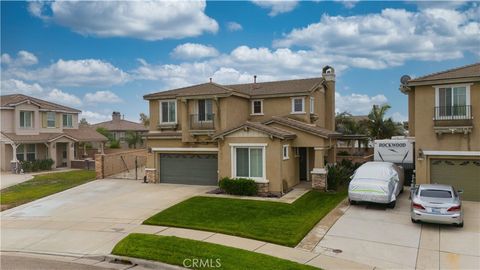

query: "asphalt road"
(0, 255), (115, 270)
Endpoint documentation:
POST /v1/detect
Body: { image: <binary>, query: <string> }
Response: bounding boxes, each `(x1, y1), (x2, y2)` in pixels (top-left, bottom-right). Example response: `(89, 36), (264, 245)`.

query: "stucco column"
(49, 142), (57, 168)
(181, 99), (189, 141)
(10, 143), (18, 173)
(311, 147), (327, 191)
(67, 142), (75, 167)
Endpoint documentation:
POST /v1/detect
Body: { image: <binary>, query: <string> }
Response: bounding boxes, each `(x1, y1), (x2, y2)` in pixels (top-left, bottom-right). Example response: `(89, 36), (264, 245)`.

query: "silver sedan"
(411, 184), (464, 227)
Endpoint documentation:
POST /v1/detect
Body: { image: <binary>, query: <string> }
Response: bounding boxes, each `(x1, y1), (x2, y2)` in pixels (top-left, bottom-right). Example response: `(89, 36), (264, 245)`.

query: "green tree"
(96, 127), (113, 141)
(335, 112), (367, 135)
(366, 104), (401, 140)
(140, 113), (150, 127)
(79, 118), (89, 127)
(125, 131), (143, 149)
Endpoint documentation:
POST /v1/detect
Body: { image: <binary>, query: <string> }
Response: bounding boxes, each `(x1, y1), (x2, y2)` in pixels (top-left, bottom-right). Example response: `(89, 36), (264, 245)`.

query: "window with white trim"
(16, 144), (36, 161)
(251, 100), (263, 115)
(197, 99), (213, 121)
(160, 100), (177, 124)
(435, 85), (471, 119)
(283, 145), (289, 160)
(47, 112), (56, 128)
(310, 97), (315, 114)
(233, 146), (264, 180)
(20, 111), (33, 128)
(26, 144), (36, 161)
(63, 114), (73, 127)
(291, 97), (305, 113)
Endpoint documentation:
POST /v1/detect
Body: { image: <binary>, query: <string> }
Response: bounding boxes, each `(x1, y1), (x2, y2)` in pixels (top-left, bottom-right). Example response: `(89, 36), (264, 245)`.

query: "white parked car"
(348, 162), (404, 208)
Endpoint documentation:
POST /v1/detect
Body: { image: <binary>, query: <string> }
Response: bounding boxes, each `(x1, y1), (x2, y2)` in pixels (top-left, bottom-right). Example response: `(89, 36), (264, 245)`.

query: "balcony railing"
(433, 105), (473, 127)
(190, 114), (215, 130)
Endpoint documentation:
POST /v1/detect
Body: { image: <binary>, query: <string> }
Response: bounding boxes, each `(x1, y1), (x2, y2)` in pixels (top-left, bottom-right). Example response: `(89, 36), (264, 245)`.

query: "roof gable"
(212, 121), (296, 140)
(1, 94), (81, 113)
(408, 63), (480, 84)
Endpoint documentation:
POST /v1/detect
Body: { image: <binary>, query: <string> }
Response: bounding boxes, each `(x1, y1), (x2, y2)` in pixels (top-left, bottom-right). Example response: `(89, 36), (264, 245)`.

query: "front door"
(299, 148), (307, 181)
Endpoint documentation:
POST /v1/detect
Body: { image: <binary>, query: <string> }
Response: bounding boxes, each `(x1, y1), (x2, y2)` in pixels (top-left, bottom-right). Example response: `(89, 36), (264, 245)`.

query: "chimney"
(112, 111), (121, 121)
(253, 75), (257, 84)
(322, 66), (336, 131)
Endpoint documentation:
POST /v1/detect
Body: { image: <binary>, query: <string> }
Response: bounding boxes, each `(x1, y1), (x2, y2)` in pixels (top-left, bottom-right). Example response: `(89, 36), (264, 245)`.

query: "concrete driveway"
(316, 192), (480, 269)
(1, 179), (213, 256)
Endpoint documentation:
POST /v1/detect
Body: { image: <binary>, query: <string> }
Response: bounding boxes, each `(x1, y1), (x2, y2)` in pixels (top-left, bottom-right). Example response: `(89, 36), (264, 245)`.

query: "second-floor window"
(20, 111), (33, 128)
(291, 97), (305, 114)
(251, 100), (263, 115)
(47, 112), (56, 128)
(160, 100), (177, 124)
(310, 97), (315, 114)
(435, 85), (470, 119)
(63, 114), (73, 128)
(198, 99), (213, 121)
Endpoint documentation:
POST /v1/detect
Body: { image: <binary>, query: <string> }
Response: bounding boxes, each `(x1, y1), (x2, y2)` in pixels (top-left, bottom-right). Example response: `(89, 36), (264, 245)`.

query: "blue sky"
(1, 1), (479, 123)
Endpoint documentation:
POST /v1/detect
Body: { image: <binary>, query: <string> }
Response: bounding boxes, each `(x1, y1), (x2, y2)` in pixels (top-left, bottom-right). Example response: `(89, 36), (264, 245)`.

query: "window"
(310, 97), (315, 114)
(232, 145), (265, 180)
(16, 144), (36, 161)
(20, 111), (33, 128)
(16, 144), (24, 161)
(160, 100), (177, 124)
(47, 112), (56, 128)
(251, 100), (263, 115)
(435, 85), (470, 118)
(26, 144), (36, 161)
(63, 114), (73, 127)
(198, 99), (213, 121)
(291, 97), (305, 113)
(283, 145), (289, 160)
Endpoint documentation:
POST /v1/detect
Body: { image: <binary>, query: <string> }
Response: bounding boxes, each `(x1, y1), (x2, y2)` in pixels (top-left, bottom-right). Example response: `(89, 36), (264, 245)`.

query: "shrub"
(337, 150), (350, 156)
(19, 159), (54, 172)
(219, 177), (258, 196)
(327, 160), (363, 191)
(109, 139), (120, 149)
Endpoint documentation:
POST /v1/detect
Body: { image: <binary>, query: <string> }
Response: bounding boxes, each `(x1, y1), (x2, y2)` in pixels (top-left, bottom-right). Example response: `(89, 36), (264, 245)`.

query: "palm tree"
(335, 112), (367, 135)
(140, 113), (149, 127)
(125, 131), (143, 149)
(366, 105), (401, 140)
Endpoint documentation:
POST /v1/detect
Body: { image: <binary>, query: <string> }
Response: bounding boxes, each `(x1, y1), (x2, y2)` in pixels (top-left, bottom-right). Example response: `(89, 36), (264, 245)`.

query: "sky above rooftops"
(1, 0), (479, 123)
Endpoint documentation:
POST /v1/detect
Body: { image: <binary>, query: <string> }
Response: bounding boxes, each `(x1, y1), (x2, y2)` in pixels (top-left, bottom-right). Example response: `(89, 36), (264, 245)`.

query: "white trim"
(311, 168), (327, 174)
(283, 144), (289, 160)
(230, 144), (267, 182)
(151, 147), (218, 152)
(46, 111), (56, 128)
(291, 97), (305, 114)
(310, 96), (315, 114)
(251, 99), (264, 115)
(423, 150), (480, 157)
(159, 99), (177, 124)
(229, 143), (267, 147)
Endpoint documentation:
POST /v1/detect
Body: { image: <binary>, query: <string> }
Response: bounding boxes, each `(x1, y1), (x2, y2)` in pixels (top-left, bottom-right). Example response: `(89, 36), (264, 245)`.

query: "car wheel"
(349, 199), (357, 205)
(456, 222), (464, 228)
(388, 200), (396, 208)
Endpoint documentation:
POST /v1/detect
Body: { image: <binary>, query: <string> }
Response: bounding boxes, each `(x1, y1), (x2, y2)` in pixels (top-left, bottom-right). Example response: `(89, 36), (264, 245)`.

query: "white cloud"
(251, 0), (298, 16)
(335, 0), (359, 9)
(274, 6), (480, 68)
(1, 50), (38, 67)
(45, 88), (82, 106)
(8, 58), (128, 87)
(390, 112), (408, 122)
(80, 110), (111, 124)
(171, 43), (219, 59)
(227, 21), (243, 31)
(84, 90), (123, 104)
(1, 79), (43, 95)
(29, 1), (218, 41)
(335, 92), (388, 115)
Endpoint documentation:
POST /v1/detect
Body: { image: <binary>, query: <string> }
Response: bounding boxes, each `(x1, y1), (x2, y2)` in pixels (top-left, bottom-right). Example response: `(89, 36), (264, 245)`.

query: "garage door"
(160, 153), (218, 185)
(430, 159), (480, 201)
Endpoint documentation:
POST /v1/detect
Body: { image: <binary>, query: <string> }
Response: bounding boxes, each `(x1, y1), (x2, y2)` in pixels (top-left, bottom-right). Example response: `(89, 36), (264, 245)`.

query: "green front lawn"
(1, 170), (96, 210)
(144, 190), (346, 247)
(112, 234), (319, 270)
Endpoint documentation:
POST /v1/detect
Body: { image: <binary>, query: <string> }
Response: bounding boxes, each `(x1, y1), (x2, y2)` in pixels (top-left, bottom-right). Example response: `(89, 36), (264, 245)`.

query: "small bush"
(109, 139), (120, 149)
(19, 159), (54, 172)
(219, 177), (258, 196)
(327, 160), (363, 191)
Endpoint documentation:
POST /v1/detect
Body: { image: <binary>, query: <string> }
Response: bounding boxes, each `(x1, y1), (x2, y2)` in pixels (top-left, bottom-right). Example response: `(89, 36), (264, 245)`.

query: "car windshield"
(420, 189), (452, 198)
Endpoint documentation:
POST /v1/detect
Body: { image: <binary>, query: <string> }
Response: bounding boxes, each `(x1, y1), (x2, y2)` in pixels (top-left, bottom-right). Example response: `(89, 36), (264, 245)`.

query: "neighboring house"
(143, 66), (339, 195)
(91, 111), (148, 148)
(400, 63), (480, 201)
(0, 94), (107, 171)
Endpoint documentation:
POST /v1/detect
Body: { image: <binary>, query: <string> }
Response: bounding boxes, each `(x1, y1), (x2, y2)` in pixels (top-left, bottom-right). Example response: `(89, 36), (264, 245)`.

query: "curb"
(105, 254), (188, 270)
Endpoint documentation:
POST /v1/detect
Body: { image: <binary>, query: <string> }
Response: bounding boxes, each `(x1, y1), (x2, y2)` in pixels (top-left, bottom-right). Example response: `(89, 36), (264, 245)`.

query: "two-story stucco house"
(0, 94), (107, 171)
(143, 66), (339, 195)
(400, 63), (480, 201)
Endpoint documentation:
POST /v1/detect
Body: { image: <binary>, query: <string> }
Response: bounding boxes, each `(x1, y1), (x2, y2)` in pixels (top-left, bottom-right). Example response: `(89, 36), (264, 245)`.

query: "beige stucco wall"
(281, 144), (300, 190)
(268, 122), (327, 148)
(1, 143), (13, 171)
(249, 96), (310, 123)
(14, 104), (40, 135)
(219, 96), (249, 130)
(412, 82), (480, 183)
(1, 109), (14, 133)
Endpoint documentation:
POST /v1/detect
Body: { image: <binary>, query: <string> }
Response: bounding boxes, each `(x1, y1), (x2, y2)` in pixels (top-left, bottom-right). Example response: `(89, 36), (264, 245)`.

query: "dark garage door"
(160, 153), (218, 185)
(430, 159), (480, 202)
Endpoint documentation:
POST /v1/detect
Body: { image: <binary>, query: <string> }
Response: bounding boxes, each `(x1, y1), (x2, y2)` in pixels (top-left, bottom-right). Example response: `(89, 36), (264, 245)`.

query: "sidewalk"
(130, 224), (374, 270)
